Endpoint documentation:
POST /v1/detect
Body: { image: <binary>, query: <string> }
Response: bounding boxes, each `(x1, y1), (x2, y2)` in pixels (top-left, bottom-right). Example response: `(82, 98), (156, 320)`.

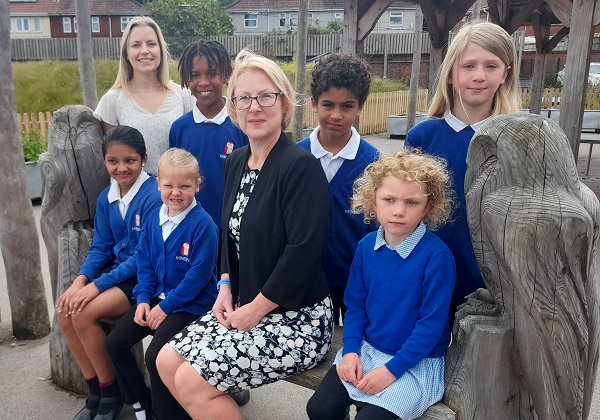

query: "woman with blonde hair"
(95, 16), (193, 175)
(155, 50), (334, 420)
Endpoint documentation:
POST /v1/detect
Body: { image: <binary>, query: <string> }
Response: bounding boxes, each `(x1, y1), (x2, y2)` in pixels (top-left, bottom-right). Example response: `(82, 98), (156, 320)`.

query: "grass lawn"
(13, 59), (408, 114)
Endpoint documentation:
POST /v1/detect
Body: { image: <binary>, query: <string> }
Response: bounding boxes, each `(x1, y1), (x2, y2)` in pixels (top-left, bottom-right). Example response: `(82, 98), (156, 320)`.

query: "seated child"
(105, 148), (218, 420)
(297, 53), (379, 325)
(306, 150), (456, 420)
(56, 126), (162, 420)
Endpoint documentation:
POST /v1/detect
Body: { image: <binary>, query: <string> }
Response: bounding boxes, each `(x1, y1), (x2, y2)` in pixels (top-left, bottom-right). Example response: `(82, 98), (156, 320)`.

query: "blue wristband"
(217, 278), (231, 291)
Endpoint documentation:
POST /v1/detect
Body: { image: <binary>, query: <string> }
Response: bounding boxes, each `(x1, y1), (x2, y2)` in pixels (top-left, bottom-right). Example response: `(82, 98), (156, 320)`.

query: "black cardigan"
(220, 132), (330, 311)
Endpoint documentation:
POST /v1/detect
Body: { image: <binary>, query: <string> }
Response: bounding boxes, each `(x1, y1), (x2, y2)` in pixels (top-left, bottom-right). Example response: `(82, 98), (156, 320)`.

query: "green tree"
(146, 0), (234, 53)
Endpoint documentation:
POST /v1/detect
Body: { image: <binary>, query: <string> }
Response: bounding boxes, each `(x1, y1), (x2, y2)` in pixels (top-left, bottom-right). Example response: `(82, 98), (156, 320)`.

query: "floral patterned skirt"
(169, 296), (334, 393)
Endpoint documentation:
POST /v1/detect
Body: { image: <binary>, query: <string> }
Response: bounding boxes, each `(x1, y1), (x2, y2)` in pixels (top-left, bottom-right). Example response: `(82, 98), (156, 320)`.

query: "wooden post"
(0, 0), (51, 339)
(445, 114), (600, 420)
(75, 0), (98, 109)
(383, 33), (389, 79)
(407, 5), (423, 131)
(341, 0), (359, 54)
(529, 12), (550, 114)
(293, 0), (309, 142)
(559, 0), (596, 158)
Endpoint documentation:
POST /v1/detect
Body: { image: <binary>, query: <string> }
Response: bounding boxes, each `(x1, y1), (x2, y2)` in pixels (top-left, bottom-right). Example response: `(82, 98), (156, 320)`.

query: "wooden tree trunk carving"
(40, 105), (109, 393)
(444, 114), (600, 420)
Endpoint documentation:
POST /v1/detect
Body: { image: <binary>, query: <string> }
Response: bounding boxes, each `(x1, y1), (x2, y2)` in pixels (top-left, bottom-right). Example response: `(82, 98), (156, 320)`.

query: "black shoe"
(231, 389), (250, 406)
(93, 395), (123, 420)
(73, 394), (100, 420)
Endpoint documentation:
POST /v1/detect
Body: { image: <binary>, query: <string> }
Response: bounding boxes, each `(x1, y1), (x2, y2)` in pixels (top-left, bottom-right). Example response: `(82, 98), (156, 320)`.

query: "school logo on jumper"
(224, 141), (234, 155)
(181, 242), (190, 257)
(346, 198), (355, 215)
(132, 214), (142, 231)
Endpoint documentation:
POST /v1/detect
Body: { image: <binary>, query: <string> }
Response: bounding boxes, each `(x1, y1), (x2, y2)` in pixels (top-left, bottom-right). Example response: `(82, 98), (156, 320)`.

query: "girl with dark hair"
(56, 125), (162, 420)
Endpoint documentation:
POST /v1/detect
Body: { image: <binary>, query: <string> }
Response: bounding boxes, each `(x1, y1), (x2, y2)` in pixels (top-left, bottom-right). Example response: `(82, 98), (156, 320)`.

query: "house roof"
(9, 0), (146, 15)
(225, 0), (416, 11)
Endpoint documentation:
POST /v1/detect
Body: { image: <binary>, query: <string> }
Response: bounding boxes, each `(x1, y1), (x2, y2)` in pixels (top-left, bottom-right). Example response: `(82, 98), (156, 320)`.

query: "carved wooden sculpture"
(40, 105), (109, 393)
(444, 114), (600, 420)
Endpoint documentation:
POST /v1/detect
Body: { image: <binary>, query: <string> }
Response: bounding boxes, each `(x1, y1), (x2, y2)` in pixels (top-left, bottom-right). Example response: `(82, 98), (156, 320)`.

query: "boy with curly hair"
(298, 53), (379, 325)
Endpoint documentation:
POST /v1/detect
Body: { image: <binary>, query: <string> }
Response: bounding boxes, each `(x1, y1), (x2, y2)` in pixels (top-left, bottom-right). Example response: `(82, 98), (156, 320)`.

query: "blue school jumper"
(79, 177), (161, 293)
(169, 112), (248, 230)
(405, 118), (484, 312)
(133, 203), (218, 315)
(297, 137), (378, 289)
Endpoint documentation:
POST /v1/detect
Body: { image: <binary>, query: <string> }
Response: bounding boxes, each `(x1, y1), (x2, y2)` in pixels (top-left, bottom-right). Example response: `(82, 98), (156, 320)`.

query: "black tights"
(306, 365), (398, 420)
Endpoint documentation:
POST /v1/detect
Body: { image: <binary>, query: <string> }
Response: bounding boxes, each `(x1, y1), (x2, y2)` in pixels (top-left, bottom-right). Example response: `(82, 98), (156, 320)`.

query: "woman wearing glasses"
(155, 50), (334, 419)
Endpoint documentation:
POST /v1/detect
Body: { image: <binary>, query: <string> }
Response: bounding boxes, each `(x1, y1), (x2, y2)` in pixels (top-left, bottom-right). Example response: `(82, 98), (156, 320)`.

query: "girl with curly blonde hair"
(307, 150), (455, 420)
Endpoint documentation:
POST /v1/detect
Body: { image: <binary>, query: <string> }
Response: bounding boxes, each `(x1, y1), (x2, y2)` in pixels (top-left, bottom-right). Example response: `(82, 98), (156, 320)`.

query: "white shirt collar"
(308, 125), (361, 160)
(444, 112), (490, 133)
(192, 99), (228, 125)
(374, 222), (426, 259)
(107, 171), (150, 204)
(158, 199), (197, 227)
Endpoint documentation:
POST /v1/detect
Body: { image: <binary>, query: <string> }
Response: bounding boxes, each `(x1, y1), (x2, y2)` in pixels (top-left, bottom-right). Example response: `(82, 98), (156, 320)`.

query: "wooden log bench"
(285, 325), (455, 420)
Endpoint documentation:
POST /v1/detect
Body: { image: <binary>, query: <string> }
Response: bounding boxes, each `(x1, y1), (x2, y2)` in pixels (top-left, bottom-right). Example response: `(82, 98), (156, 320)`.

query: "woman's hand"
(356, 366), (396, 395)
(226, 293), (276, 332)
(226, 303), (263, 331)
(146, 304), (167, 330)
(336, 353), (363, 386)
(213, 286), (234, 329)
(70, 283), (100, 313)
(56, 275), (88, 316)
(134, 303), (151, 327)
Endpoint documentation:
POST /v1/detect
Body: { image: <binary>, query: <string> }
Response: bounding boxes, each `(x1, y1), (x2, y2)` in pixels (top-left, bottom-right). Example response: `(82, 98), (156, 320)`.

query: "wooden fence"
(18, 111), (54, 139)
(19, 87), (600, 140)
(11, 33), (435, 61)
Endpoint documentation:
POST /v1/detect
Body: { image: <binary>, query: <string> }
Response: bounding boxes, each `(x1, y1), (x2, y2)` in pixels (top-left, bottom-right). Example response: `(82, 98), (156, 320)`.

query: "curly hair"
(310, 53), (371, 106)
(352, 150), (452, 231)
(178, 40), (232, 89)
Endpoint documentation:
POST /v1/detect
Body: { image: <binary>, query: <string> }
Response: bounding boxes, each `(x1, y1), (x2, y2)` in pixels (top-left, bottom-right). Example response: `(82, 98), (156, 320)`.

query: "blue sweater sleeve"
(384, 250), (456, 378)
(341, 243), (369, 355)
(159, 218), (218, 314)
(79, 192), (116, 281)
(134, 218), (157, 305)
(93, 188), (162, 293)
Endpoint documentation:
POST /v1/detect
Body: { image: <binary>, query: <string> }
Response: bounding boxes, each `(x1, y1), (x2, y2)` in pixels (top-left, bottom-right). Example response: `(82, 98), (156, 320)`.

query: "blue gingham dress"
(334, 342), (444, 420)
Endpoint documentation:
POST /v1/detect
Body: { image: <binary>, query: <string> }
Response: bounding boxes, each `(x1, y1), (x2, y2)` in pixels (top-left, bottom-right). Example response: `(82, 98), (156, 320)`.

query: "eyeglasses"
(231, 92), (283, 110)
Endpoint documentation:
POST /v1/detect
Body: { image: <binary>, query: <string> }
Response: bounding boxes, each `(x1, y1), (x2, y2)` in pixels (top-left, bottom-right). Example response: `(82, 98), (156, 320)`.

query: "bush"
(21, 131), (47, 162)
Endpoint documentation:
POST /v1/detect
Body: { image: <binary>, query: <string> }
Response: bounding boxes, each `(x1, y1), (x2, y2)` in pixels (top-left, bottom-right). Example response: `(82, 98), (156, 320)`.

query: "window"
(389, 11), (403, 26)
(244, 13), (257, 28)
(34, 17), (41, 32)
(91, 16), (100, 33)
(16, 18), (30, 32)
(63, 16), (71, 33)
(279, 13), (286, 27)
(308, 13), (313, 26)
(73, 17), (77, 33)
(289, 13), (298, 26)
(121, 16), (134, 32)
(334, 12), (342, 21)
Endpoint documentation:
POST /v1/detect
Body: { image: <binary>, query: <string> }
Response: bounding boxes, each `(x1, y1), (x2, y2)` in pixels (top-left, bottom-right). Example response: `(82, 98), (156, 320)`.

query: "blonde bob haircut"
(428, 21), (520, 118)
(111, 16), (172, 96)
(158, 148), (202, 186)
(352, 150), (452, 231)
(227, 49), (296, 131)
